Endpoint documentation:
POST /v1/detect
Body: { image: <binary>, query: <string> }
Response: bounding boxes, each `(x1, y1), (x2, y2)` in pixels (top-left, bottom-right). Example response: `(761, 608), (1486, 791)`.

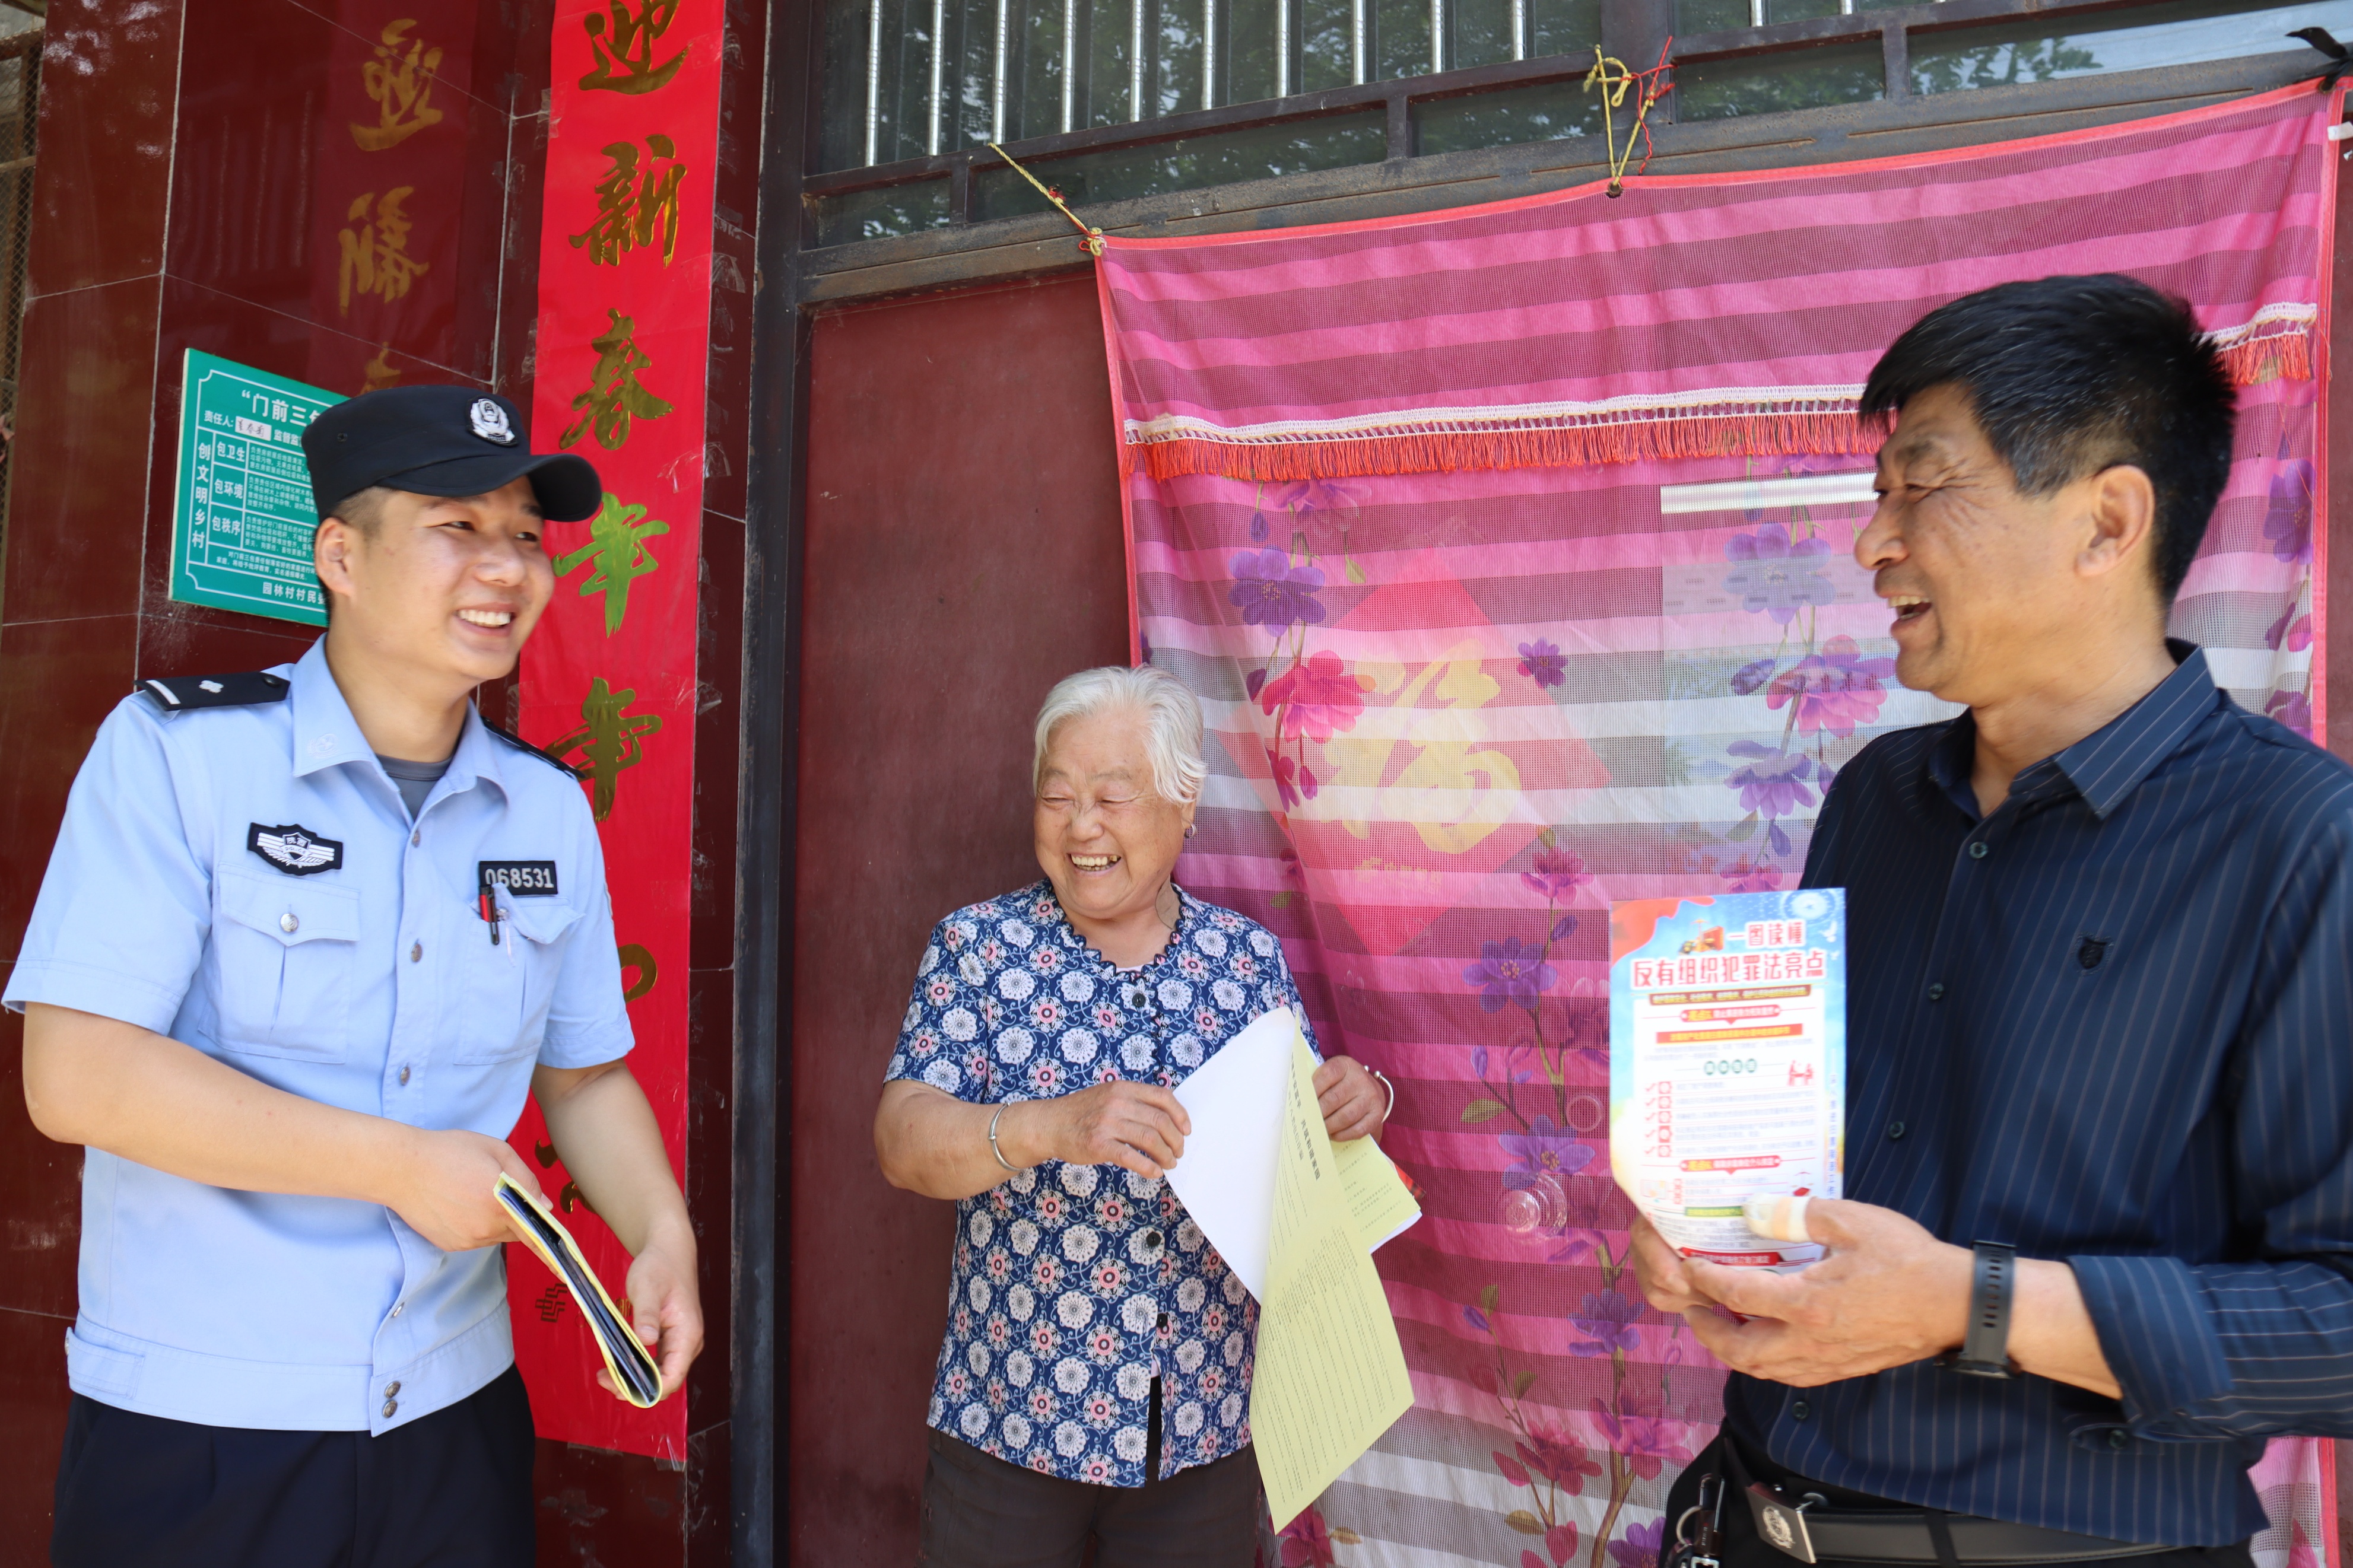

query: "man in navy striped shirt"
(1640, 275), (2353, 1566)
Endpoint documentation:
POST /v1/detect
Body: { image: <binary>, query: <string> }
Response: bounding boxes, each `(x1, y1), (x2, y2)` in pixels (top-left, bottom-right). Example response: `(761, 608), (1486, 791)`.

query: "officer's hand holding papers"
(1164, 1007), (1418, 1531)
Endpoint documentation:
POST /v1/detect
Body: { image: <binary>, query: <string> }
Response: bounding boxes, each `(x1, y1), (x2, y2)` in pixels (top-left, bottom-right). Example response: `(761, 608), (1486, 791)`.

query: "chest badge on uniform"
(249, 823), (344, 876)
(479, 861), (559, 898)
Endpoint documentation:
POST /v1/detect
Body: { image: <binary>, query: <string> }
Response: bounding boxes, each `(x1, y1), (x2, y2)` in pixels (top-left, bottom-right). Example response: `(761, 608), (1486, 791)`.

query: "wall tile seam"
(136, 0), (196, 691)
(0, 1303), (73, 1322)
(268, 0), (532, 122)
(24, 267), (170, 306)
(2, 609), (225, 633)
(152, 276), (501, 384)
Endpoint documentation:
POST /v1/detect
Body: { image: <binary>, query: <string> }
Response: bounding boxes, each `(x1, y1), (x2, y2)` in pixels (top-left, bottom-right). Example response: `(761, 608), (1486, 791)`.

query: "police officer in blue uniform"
(9, 385), (703, 1567)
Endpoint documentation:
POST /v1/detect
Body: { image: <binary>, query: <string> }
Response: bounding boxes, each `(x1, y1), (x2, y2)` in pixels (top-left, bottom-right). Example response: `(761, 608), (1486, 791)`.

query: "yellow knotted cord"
(986, 142), (1106, 256)
(1583, 42), (1674, 198)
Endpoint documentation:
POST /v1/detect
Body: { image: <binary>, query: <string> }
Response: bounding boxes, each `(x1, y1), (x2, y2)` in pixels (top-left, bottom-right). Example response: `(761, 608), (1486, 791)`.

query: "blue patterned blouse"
(884, 879), (1317, 1487)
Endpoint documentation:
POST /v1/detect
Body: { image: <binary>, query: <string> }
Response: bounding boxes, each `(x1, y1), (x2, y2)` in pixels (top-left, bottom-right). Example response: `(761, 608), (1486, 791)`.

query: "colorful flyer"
(1608, 889), (1846, 1268)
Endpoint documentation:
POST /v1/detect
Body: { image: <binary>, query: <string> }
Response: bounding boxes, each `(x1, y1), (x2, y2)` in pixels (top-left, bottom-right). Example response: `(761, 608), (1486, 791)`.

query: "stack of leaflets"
(1607, 889), (1846, 1271)
(496, 1175), (664, 1407)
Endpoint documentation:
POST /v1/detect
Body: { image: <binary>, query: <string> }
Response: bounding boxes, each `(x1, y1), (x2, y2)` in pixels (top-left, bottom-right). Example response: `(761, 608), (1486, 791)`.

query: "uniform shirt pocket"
(211, 871), (361, 1063)
(454, 898), (588, 1064)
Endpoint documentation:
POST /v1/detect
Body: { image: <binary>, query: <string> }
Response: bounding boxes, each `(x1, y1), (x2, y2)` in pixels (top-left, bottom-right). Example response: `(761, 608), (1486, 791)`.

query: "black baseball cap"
(300, 385), (602, 523)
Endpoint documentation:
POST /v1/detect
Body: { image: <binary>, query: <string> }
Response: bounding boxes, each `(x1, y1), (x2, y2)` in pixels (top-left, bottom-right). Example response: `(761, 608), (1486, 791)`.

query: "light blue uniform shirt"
(4, 639), (632, 1433)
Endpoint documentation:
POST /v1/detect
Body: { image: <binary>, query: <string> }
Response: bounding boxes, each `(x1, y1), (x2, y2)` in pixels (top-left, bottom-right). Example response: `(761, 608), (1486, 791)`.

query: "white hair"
(1033, 665), (1207, 806)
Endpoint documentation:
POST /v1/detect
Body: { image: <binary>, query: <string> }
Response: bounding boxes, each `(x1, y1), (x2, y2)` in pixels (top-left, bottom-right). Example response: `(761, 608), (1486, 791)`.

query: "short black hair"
(1859, 275), (2236, 604)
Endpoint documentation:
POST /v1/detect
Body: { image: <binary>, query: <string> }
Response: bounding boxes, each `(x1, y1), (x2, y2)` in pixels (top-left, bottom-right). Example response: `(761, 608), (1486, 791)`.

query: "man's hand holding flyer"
(1608, 890), (1846, 1270)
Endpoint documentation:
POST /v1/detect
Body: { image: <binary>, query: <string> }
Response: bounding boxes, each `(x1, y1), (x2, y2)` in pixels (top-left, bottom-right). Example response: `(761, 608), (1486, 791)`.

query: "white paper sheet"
(1166, 1007), (1296, 1302)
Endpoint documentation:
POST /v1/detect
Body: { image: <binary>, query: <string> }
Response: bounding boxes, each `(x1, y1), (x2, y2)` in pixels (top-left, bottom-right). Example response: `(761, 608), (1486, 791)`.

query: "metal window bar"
(1352, 0), (1366, 84)
(992, 0), (1009, 142)
(865, 0), (883, 166)
(1204, 0), (1217, 111)
(1131, 0), (1145, 120)
(929, 0), (946, 154)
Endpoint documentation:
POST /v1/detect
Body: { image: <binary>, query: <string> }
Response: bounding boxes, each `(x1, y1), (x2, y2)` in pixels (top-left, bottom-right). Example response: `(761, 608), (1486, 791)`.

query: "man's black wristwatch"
(1948, 1241), (2018, 1379)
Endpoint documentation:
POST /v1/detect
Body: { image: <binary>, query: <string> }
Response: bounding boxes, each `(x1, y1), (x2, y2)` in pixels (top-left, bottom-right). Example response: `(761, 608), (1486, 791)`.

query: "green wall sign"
(169, 349), (344, 626)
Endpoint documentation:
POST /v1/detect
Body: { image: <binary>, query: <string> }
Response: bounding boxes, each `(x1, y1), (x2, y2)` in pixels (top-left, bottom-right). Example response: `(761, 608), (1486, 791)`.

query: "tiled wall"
(0, 2), (754, 1561)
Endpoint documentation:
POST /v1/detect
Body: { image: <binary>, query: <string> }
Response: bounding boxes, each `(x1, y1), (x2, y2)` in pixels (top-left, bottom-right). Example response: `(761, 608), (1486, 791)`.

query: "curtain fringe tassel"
(1131, 326), (2314, 484)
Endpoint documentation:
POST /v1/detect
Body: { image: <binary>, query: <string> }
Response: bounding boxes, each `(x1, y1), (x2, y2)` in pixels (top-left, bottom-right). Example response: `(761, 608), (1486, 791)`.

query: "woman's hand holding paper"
(1312, 1055), (1385, 1143)
(1039, 1080), (1193, 1179)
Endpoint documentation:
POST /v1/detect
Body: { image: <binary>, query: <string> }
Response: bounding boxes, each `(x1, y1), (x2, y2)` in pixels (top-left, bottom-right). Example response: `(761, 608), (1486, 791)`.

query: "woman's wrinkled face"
(1034, 709), (1195, 930)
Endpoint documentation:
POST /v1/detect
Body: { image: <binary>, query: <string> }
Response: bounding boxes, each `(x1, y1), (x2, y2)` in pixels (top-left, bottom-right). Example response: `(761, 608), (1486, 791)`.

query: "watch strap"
(1949, 1240), (2018, 1379)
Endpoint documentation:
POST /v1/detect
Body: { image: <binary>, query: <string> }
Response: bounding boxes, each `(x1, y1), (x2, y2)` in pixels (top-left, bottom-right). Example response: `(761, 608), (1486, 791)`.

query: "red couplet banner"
(514, 0), (724, 1461)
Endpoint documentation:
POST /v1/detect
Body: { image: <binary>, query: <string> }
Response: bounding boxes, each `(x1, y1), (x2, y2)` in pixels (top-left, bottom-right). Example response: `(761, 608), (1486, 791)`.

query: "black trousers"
(1665, 1433), (2254, 1568)
(50, 1365), (536, 1568)
(916, 1427), (1264, 1568)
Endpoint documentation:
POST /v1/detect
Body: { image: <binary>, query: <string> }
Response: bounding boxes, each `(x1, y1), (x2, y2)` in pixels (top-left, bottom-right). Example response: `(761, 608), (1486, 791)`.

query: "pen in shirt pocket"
(478, 890), (512, 959)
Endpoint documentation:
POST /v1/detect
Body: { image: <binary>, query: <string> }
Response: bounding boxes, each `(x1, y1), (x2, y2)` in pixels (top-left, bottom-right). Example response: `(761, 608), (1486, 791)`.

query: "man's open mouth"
(458, 609), (515, 628)
(1888, 594), (1931, 624)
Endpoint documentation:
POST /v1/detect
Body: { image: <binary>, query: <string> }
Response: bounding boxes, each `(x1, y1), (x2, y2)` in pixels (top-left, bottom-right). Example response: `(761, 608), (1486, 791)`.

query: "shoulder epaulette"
(136, 671), (290, 713)
(481, 719), (587, 780)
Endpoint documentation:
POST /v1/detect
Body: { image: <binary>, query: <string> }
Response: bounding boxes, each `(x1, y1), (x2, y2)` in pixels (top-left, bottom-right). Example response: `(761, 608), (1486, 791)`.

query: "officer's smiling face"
(316, 476), (554, 687)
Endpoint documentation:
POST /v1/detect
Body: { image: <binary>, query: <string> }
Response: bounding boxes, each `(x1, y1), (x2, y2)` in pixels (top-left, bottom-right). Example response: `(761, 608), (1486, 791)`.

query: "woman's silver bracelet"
(1370, 1068), (1397, 1122)
(987, 1105), (1019, 1173)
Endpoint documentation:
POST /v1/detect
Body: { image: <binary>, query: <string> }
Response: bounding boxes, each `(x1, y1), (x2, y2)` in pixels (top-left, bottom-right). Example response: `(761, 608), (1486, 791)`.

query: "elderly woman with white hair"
(875, 664), (1389, 1567)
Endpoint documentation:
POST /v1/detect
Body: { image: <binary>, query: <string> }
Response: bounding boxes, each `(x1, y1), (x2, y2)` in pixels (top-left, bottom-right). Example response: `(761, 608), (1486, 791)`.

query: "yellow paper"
(495, 1175), (663, 1408)
(1249, 1027), (1415, 1531)
(1333, 1133), (1421, 1252)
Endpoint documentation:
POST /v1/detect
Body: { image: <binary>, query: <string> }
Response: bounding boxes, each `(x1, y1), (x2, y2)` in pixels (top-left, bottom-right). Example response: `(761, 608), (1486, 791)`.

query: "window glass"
(1449, 0), (1525, 70)
(1765, 0), (1842, 21)
(1300, 0), (1363, 91)
(811, 180), (955, 247)
(1415, 77), (1604, 154)
(1376, 0), (1439, 78)
(1676, 0), (1749, 33)
(1530, 0), (1608, 61)
(971, 113), (1389, 219)
(1910, 0), (2353, 94)
(1676, 40), (1885, 119)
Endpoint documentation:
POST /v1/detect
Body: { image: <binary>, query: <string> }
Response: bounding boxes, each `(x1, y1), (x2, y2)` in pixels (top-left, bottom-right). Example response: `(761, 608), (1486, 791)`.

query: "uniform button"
(1968, 841), (1989, 860)
(410, 942), (423, 962)
(1790, 1400), (1812, 1421)
(280, 912), (299, 934)
(2107, 1429), (2130, 1451)
(385, 1381), (401, 1396)
(398, 1065), (411, 1086)
(382, 1399), (398, 1418)
(1887, 1121), (1907, 1141)
(1926, 982), (1946, 1001)
(390, 1302), (403, 1318)
(411, 829), (421, 847)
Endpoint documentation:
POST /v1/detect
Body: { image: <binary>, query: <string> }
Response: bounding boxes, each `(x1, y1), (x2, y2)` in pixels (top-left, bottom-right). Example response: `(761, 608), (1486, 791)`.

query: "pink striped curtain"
(1099, 84), (2338, 1568)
